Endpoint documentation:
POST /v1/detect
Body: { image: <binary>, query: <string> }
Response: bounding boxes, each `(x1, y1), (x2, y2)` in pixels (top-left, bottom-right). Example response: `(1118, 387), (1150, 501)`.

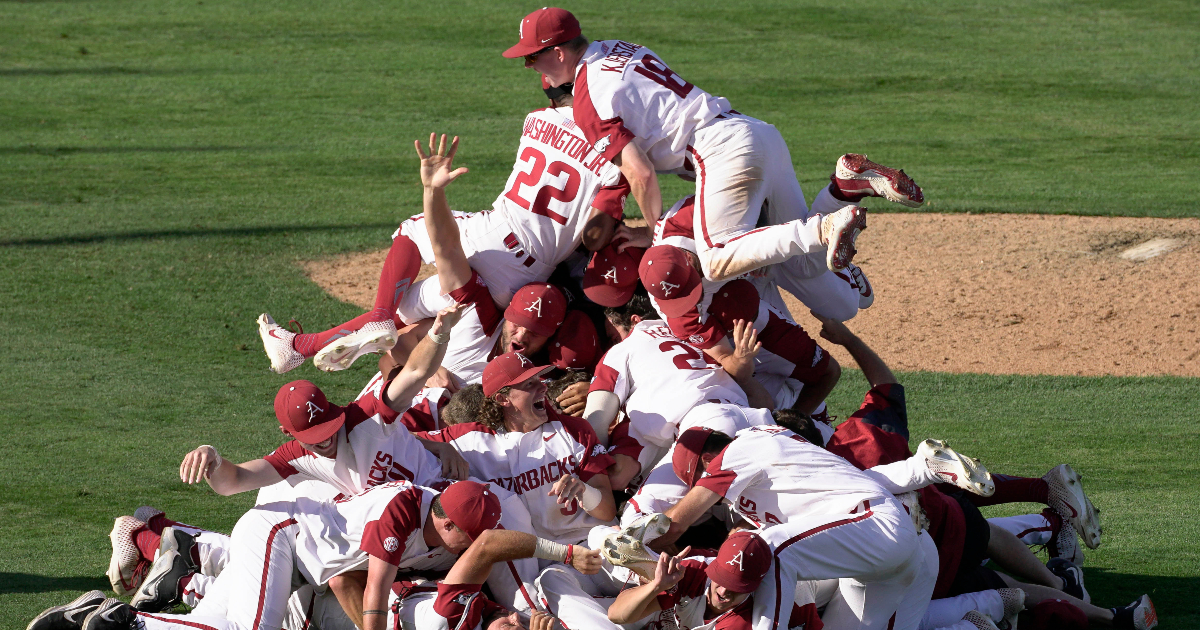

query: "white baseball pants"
(137, 505), (301, 630)
(988, 512), (1055, 546)
(919, 589), (1008, 630)
(751, 498), (925, 630)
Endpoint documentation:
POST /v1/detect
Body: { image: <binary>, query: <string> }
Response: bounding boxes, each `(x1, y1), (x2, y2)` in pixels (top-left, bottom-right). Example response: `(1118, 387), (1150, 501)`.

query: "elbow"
(608, 609), (632, 624)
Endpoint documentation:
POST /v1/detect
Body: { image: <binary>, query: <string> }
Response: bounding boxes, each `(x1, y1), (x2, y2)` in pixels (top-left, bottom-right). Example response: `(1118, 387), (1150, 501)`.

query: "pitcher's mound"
(304, 213), (1200, 378)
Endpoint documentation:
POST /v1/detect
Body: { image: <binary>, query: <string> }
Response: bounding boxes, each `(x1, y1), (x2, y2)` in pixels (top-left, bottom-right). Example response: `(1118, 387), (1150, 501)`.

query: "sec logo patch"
(384, 536), (399, 552)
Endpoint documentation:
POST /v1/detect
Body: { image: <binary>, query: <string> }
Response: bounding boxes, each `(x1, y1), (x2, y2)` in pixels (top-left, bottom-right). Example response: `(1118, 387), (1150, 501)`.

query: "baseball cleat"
(313, 319), (398, 372)
(1046, 507), (1086, 565)
(996, 587), (1025, 629)
(132, 506), (162, 524)
(918, 439), (995, 496)
(258, 312), (305, 374)
(819, 205), (867, 272)
(1111, 594), (1158, 630)
(130, 549), (194, 612)
(845, 263), (874, 309)
(834, 153), (924, 207)
(619, 513), (672, 546)
(897, 491), (929, 532)
(1043, 464), (1102, 550)
(961, 610), (1000, 630)
(106, 516), (148, 597)
(156, 526), (198, 570)
(1047, 557), (1090, 604)
(26, 590), (106, 630)
(80, 598), (137, 630)
(601, 532), (661, 581)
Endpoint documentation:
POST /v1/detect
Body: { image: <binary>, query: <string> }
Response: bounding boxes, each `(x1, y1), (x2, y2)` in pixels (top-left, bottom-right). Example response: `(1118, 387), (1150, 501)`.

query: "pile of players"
(30, 7), (1158, 630)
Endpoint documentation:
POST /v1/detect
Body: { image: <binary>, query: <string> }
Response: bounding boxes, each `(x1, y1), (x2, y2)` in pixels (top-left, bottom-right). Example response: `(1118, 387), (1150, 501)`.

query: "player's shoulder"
(267, 439), (313, 462)
(419, 421), (500, 443)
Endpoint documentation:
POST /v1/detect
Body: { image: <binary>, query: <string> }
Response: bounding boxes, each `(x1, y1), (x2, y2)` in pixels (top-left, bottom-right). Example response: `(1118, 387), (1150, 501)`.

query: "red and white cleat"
(835, 153), (925, 208)
(1043, 464), (1102, 550)
(257, 313), (305, 374)
(820, 205), (867, 272)
(106, 516), (148, 597)
(313, 319), (398, 372)
(918, 439), (995, 496)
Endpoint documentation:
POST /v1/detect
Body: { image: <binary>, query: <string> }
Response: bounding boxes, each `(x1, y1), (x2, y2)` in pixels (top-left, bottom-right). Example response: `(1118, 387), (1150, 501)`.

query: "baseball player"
(66, 480), (502, 630)
(503, 8), (923, 284)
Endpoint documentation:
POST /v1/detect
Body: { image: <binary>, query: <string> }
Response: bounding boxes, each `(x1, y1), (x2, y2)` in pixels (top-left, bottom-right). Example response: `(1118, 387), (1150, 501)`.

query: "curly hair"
(477, 386), (512, 431)
(603, 291), (656, 330)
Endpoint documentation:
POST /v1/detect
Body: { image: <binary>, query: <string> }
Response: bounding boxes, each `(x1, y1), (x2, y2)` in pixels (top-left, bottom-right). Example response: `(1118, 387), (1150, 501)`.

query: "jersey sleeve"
(695, 441), (760, 500)
(590, 177), (630, 220)
(666, 310), (725, 350)
(263, 441), (314, 485)
(345, 378), (401, 431)
(360, 487), (424, 564)
(554, 412), (616, 482)
(847, 383), (909, 440)
(656, 558), (711, 609)
(449, 270), (503, 336)
(572, 64), (636, 162)
(588, 348), (632, 403)
(606, 419), (644, 462)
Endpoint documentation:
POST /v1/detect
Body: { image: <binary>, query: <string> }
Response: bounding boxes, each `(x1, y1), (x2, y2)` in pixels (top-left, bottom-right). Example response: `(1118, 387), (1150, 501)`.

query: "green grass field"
(2, 0), (1198, 627)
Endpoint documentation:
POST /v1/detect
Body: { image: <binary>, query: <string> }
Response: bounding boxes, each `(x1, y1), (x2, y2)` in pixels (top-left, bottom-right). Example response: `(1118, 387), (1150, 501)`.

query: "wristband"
(533, 537), (569, 562)
(565, 544), (575, 567)
(578, 483), (603, 512)
(200, 445), (223, 468)
(428, 330), (451, 344)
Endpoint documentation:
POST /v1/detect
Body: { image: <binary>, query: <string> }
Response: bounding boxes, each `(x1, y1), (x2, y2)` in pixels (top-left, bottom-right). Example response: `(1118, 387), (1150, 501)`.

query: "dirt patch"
(302, 214), (1200, 378)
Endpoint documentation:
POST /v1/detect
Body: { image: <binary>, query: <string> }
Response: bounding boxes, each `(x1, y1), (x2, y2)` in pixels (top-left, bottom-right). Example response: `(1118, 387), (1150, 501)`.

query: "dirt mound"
(303, 214), (1200, 377)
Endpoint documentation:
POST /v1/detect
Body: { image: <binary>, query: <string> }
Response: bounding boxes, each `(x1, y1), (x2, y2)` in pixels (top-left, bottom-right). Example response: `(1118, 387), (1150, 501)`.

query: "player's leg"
(535, 565), (624, 630)
(208, 506), (300, 630)
(891, 532), (940, 630)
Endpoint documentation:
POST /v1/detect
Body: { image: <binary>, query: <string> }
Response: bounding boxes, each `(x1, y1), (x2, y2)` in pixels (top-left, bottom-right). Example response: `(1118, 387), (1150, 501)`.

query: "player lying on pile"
(32, 480), (506, 630)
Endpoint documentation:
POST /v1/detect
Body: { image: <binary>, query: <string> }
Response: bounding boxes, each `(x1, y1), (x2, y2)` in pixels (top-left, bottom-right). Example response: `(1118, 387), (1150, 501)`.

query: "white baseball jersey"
(590, 319), (747, 449)
(572, 40), (731, 173)
(696, 425), (890, 529)
(418, 411), (615, 544)
(357, 374), (451, 434)
(264, 382), (444, 492)
(293, 481), (456, 585)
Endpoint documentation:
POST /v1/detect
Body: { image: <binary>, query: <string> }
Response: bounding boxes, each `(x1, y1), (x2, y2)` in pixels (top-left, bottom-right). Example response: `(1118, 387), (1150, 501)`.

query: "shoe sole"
(836, 154), (924, 208)
(26, 590), (106, 630)
(106, 516), (144, 597)
(1048, 465), (1102, 549)
(826, 207), (867, 272)
(621, 513), (672, 544)
(922, 439), (996, 496)
(313, 329), (398, 372)
(602, 533), (660, 581)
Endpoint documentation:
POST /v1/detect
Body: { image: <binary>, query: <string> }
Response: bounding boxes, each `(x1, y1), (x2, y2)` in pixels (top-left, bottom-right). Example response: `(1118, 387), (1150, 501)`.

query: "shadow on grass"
(1077, 567), (1198, 622)
(0, 145), (267, 156)
(0, 223), (399, 247)
(0, 573), (109, 595)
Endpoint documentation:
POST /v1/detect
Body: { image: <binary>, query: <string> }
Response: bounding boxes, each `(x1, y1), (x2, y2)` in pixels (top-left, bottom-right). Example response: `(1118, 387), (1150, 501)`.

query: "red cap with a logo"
(672, 427), (715, 489)
(274, 380), (348, 444)
(706, 531), (772, 593)
(505, 283), (567, 338)
(439, 480), (503, 540)
(482, 352), (554, 398)
(502, 7), (582, 59)
(583, 242), (645, 307)
(1027, 599), (1089, 630)
(639, 245), (702, 318)
(549, 310), (599, 370)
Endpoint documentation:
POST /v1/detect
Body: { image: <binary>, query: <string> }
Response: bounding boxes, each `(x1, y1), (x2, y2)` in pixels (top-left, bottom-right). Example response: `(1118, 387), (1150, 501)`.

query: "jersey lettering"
(634, 54), (694, 99)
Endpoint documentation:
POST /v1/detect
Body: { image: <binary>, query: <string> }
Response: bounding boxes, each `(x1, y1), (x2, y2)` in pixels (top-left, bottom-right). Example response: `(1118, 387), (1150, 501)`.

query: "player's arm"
(360, 555), (399, 630)
(653, 486), (722, 551)
(702, 337), (753, 383)
(728, 319), (775, 410)
(812, 312), (897, 387)
(414, 133), (473, 294)
(179, 446), (283, 496)
(582, 390), (620, 448)
(444, 528), (601, 585)
(548, 472), (618, 521)
(328, 571), (368, 630)
(582, 207), (618, 251)
(612, 142), (662, 227)
(608, 547), (692, 624)
(416, 437), (470, 480)
(382, 303), (465, 412)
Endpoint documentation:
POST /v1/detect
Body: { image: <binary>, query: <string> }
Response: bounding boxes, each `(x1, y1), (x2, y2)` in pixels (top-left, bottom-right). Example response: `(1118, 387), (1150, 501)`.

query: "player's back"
(592, 320), (747, 445)
(493, 106), (625, 267)
(574, 40), (731, 172)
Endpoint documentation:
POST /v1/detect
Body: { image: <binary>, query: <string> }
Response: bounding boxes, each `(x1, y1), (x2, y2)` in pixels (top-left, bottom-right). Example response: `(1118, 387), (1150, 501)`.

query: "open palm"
(414, 132), (468, 188)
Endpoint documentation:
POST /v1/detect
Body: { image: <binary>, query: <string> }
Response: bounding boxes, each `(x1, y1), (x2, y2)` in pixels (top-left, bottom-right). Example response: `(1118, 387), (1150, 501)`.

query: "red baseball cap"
(502, 7), (582, 59)
(482, 352), (554, 398)
(672, 427), (715, 488)
(1027, 599), (1088, 630)
(583, 242), (646, 307)
(274, 381), (348, 444)
(505, 283), (567, 338)
(549, 310), (599, 370)
(439, 480), (503, 540)
(639, 245), (702, 318)
(706, 531), (772, 593)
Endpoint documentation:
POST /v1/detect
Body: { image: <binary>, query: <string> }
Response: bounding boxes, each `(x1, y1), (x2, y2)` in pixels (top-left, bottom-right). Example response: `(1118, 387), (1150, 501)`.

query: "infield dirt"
(304, 214), (1200, 378)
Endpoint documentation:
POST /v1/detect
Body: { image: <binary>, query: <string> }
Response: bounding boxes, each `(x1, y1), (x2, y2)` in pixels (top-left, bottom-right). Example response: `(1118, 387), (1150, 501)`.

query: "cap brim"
(583, 279), (637, 308)
(291, 404), (347, 445)
(489, 364), (554, 397)
(502, 42), (543, 58)
(655, 282), (703, 318)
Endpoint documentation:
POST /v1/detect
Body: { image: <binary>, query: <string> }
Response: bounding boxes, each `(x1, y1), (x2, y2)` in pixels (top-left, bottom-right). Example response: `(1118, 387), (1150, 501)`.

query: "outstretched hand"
(811, 311), (857, 347)
(649, 545), (691, 591)
(414, 133), (468, 189)
(430, 302), (467, 336)
(180, 445), (220, 484)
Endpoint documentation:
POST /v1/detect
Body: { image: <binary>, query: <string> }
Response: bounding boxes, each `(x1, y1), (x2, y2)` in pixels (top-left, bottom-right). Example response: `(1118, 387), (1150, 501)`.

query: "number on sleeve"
(634, 55), (694, 99)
